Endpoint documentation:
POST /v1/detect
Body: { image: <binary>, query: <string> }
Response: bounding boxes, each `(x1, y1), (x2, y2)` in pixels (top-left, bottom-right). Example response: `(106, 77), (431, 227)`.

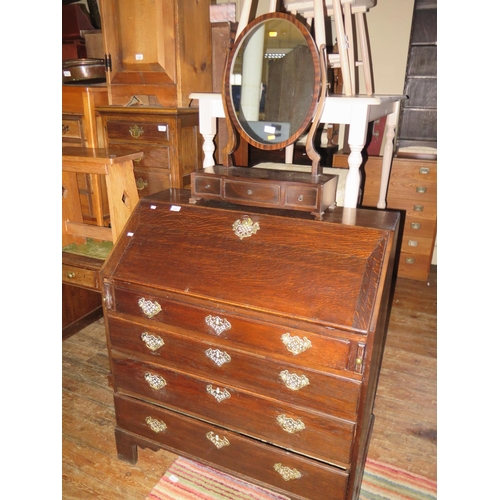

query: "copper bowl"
(62, 58), (106, 84)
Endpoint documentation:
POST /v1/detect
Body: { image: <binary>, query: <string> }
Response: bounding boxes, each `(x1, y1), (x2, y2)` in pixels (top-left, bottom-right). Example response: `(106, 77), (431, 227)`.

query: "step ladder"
(62, 147), (143, 246)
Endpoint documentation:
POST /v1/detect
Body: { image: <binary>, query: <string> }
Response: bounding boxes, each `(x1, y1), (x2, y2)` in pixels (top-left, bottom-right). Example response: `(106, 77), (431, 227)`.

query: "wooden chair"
(283, 0), (375, 96)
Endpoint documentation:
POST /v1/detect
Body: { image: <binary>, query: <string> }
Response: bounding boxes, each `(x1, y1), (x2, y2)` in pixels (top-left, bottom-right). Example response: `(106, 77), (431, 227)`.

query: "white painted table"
(190, 92), (404, 209)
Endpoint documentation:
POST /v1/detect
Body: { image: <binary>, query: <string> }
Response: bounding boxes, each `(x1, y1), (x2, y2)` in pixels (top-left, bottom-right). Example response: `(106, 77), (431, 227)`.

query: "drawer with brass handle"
(106, 296), (361, 375)
(106, 120), (171, 143)
(62, 116), (84, 140)
(62, 263), (99, 290)
(111, 355), (355, 466)
(104, 142), (171, 169)
(109, 326), (361, 420)
(114, 393), (349, 500)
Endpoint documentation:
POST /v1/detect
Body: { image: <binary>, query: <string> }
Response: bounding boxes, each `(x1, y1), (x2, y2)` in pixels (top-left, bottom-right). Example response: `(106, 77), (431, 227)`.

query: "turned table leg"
(377, 103), (400, 209)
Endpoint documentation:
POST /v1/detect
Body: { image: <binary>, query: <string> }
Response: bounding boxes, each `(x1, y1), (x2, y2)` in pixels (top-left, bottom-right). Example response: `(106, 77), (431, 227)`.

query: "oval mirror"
(224, 12), (321, 151)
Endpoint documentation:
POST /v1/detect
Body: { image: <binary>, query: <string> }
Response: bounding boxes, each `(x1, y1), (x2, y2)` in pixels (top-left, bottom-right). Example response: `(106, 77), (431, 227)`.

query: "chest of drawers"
(97, 107), (203, 197)
(101, 189), (399, 500)
(333, 154), (437, 281)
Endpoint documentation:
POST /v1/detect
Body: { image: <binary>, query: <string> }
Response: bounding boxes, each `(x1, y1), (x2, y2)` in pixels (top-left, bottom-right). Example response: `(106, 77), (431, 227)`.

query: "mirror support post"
(306, 44), (328, 177)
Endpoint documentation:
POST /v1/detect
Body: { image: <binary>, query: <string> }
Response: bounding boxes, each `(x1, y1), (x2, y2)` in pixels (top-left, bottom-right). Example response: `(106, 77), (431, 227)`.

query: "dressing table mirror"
(189, 12), (339, 220)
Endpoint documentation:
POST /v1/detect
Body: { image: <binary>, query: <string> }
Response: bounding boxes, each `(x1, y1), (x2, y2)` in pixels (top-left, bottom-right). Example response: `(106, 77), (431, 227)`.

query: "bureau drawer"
(108, 293), (359, 375)
(192, 174), (222, 196)
(115, 393), (349, 500)
(106, 120), (171, 143)
(403, 216), (436, 240)
(224, 179), (281, 205)
(108, 319), (360, 420)
(285, 185), (319, 210)
(399, 252), (432, 281)
(112, 356), (355, 466)
(401, 235), (435, 256)
(62, 263), (100, 290)
(106, 142), (171, 169)
(62, 116), (84, 140)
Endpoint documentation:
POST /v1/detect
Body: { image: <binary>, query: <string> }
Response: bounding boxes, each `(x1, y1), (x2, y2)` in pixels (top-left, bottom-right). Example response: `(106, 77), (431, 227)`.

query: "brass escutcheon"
(206, 431), (230, 449)
(279, 370), (309, 391)
(136, 178), (149, 190)
(141, 332), (165, 351)
(232, 215), (260, 240)
(129, 124), (144, 139)
(206, 384), (231, 402)
(281, 333), (312, 355)
(273, 463), (302, 481)
(145, 416), (167, 433)
(276, 414), (305, 434)
(205, 348), (231, 367)
(205, 315), (231, 335)
(144, 372), (167, 390)
(138, 298), (161, 318)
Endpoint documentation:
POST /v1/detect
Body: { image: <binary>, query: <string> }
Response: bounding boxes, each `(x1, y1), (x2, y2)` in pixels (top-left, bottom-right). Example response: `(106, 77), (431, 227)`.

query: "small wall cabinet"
(99, 0), (213, 107)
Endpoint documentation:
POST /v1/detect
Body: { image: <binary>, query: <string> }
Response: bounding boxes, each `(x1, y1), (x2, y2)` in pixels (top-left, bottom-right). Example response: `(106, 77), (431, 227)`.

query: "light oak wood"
(62, 264), (436, 497)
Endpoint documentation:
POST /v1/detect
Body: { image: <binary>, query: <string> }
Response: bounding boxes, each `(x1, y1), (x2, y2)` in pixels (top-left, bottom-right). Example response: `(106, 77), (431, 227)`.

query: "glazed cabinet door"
(100, 0), (212, 107)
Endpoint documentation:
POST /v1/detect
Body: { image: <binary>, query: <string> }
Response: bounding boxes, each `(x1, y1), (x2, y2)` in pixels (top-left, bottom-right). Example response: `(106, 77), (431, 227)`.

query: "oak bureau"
(101, 189), (400, 500)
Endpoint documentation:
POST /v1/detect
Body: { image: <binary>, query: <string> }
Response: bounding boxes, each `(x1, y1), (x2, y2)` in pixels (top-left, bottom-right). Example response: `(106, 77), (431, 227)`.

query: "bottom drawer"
(398, 252), (432, 281)
(114, 393), (349, 500)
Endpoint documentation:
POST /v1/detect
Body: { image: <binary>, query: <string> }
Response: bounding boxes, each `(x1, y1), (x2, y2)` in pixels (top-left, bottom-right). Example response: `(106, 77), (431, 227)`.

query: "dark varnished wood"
(62, 266), (437, 498)
(99, 188), (400, 500)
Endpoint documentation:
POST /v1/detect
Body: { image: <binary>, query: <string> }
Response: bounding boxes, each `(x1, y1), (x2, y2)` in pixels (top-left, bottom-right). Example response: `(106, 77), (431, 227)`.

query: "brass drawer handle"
(419, 167), (430, 175)
(206, 431), (230, 449)
(232, 215), (260, 240)
(138, 297), (161, 318)
(206, 384), (231, 402)
(144, 372), (167, 390)
(145, 416), (167, 433)
(416, 186), (427, 193)
(408, 240), (418, 247)
(279, 370), (309, 391)
(276, 414), (305, 434)
(129, 124), (144, 139)
(136, 178), (149, 190)
(274, 463), (302, 481)
(413, 204), (424, 212)
(205, 348), (231, 367)
(62, 124), (70, 135)
(66, 271), (76, 279)
(406, 257), (415, 264)
(141, 332), (164, 351)
(205, 315), (231, 335)
(297, 194), (304, 202)
(281, 333), (312, 355)
(410, 222), (421, 230)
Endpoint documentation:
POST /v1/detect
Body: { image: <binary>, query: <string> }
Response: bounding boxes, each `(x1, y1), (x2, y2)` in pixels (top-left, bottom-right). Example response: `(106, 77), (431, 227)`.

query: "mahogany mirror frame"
(223, 12), (321, 152)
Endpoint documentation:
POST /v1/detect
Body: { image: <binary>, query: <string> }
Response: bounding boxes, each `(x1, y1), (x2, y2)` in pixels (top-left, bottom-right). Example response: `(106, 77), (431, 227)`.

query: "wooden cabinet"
(99, 0), (213, 107)
(62, 84), (110, 226)
(98, 107), (203, 196)
(396, 0), (437, 152)
(334, 153), (437, 281)
(101, 189), (399, 500)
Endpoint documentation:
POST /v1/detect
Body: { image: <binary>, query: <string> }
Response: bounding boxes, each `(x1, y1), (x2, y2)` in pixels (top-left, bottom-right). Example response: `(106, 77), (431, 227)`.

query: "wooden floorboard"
(62, 267), (437, 498)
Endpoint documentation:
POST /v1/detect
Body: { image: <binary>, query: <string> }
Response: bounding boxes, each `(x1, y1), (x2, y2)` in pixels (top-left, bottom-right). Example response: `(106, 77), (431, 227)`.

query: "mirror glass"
(224, 13), (321, 151)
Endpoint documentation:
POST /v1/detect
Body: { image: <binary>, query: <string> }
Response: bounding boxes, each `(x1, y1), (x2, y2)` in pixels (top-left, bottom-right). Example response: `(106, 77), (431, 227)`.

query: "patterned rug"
(146, 456), (437, 500)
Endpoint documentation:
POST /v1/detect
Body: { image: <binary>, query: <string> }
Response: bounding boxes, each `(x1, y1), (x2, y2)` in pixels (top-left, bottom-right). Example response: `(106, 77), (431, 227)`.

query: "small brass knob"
(355, 357), (362, 365)
(66, 272), (75, 279)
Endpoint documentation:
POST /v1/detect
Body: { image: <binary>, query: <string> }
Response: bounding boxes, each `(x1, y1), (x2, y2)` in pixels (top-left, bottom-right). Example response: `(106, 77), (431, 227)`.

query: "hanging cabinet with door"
(99, 0), (213, 108)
